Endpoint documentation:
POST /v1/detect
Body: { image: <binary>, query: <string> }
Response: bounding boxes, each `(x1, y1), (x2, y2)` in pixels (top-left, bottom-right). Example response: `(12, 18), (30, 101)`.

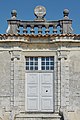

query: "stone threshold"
(16, 112), (61, 119)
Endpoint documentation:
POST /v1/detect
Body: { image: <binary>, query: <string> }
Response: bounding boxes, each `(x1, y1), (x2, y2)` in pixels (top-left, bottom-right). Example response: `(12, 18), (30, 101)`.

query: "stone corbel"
(11, 55), (20, 61)
(9, 51), (20, 60)
(58, 51), (68, 60)
(58, 52), (67, 60)
(58, 54), (67, 60)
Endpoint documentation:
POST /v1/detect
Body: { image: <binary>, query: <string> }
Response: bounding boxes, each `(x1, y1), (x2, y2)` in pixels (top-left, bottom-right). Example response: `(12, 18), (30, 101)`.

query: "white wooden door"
(25, 72), (53, 112)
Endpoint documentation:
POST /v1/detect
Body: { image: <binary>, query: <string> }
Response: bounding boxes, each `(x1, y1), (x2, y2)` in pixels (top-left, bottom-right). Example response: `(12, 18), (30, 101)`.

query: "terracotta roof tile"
(0, 34), (80, 38)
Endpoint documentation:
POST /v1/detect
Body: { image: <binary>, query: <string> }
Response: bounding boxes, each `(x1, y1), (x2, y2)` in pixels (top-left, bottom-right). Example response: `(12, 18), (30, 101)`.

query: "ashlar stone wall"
(69, 50), (80, 111)
(0, 51), (11, 111)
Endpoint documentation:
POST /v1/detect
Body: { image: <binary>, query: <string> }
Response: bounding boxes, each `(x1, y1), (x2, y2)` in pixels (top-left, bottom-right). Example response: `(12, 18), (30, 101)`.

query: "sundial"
(34, 6), (46, 19)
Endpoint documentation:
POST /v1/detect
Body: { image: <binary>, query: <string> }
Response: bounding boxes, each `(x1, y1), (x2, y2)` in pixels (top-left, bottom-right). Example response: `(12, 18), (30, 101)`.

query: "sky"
(0, 0), (80, 34)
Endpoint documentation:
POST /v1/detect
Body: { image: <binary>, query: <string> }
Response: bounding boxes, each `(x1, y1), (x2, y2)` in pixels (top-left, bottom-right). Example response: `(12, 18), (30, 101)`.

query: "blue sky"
(0, 0), (80, 34)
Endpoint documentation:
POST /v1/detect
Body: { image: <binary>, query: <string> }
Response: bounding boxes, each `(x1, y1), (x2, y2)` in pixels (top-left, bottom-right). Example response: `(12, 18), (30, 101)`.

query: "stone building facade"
(0, 6), (80, 120)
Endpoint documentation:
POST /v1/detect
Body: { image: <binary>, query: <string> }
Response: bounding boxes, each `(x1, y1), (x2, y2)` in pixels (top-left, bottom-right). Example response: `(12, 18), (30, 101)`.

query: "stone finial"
(11, 10), (17, 19)
(6, 10), (18, 34)
(34, 6), (46, 21)
(63, 9), (69, 19)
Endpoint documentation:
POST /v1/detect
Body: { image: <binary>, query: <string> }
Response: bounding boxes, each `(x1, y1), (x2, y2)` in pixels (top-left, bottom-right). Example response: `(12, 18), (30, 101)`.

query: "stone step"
(15, 113), (61, 120)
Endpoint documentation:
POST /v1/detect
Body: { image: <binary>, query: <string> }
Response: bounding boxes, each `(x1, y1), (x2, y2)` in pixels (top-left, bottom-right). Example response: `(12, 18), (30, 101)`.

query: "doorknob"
(46, 90), (48, 92)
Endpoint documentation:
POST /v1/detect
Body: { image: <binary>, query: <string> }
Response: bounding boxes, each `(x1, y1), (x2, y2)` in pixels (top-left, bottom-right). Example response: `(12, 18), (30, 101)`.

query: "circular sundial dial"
(34, 6), (46, 18)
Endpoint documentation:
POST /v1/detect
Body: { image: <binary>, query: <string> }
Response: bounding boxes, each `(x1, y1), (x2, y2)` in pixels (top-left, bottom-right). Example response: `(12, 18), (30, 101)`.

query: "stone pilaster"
(10, 51), (21, 109)
(58, 50), (70, 111)
(54, 54), (59, 112)
(57, 55), (61, 111)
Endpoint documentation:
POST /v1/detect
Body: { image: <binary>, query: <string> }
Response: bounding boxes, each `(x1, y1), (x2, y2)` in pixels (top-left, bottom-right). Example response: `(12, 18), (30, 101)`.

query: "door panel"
(27, 85), (38, 97)
(41, 98), (53, 111)
(41, 73), (52, 84)
(27, 98), (39, 110)
(27, 73), (38, 84)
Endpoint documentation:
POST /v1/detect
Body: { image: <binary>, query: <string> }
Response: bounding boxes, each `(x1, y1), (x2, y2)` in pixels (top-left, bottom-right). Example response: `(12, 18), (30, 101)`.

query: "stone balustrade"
(6, 6), (73, 35)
